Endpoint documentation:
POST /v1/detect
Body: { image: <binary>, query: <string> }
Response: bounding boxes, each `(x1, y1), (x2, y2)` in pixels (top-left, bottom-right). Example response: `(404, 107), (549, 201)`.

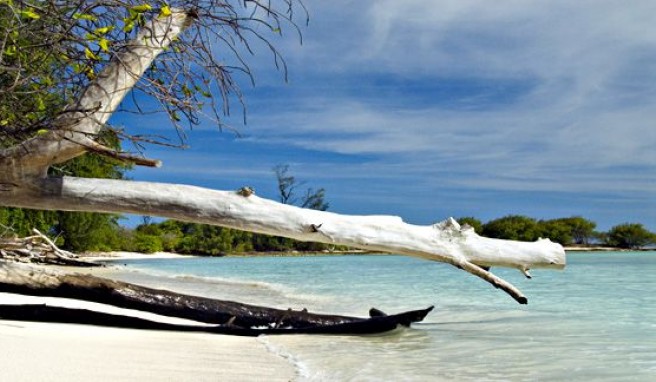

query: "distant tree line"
(457, 215), (655, 250)
(111, 219), (337, 255)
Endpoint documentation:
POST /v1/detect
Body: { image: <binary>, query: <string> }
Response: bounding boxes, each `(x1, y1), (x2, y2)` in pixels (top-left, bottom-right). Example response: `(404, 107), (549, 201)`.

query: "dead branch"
(0, 228), (98, 267)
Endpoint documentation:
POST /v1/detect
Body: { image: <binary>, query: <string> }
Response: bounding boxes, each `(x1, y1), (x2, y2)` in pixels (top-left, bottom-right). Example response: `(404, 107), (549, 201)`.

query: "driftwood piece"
(2, 178), (566, 303)
(0, 229), (100, 267)
(0, 262), (431, 335)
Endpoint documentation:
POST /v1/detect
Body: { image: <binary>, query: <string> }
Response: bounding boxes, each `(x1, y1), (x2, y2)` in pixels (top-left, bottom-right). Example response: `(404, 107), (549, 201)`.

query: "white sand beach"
(0, 293), (297, 382)
(0, 320), (296, 382)
(79, 251), (193, 261)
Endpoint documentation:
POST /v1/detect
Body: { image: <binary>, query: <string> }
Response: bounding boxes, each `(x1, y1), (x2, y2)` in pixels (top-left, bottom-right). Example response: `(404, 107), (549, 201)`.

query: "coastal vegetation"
(456, 216), (654, 249)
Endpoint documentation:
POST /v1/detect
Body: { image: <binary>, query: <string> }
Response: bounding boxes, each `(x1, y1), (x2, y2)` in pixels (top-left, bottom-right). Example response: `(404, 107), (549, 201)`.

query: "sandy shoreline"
(0, 319), (296, 382)
(80, 251), (193, 261)
(80, 249), (384, 262)
(0, 259), (298, 382)
(3, 248), (639, 381)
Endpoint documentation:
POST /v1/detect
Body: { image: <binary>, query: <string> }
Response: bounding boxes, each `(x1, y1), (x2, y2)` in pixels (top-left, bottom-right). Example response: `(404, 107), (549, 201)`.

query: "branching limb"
(0, 228), (97, 266)
(83, 140), (162, 168)
(30, 228), (73, 260)
(0, 177), (566, 303)
(455, 260), (527, 304)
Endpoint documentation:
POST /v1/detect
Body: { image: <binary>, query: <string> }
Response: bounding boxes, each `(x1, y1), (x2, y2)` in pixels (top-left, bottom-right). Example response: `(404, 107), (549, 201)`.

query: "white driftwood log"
(0, 9), (566, 304)
(2, 177), (565, 303)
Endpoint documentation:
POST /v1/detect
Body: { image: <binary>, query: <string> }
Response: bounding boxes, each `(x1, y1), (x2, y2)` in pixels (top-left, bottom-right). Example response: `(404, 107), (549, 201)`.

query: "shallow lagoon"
(114, 251), (656, 381)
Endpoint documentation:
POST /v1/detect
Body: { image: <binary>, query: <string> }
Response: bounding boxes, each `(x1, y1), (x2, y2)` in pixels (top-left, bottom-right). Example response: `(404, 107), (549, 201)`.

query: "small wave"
(111, 266), (334, 306)
(174, 273), (289, 291)
(114, 266), (291, 293)
(258, 335), (311, 381)
(171, 273), (336, 306)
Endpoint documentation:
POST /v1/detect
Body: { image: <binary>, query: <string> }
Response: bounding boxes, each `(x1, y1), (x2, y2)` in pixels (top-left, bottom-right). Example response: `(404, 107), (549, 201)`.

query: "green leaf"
(73, 13), (98, 21)
(159, 5), (172, 18)
(131, 4), (153, 13)
(85, 67), (95, 80)
(20, 8), (40, 20)
(99, 39), (110, 53)
(4, 45), (16, 56)
(123, 20), (135, 33)
(94, 26), (114, 35)
(36, 98), (46, 111)
(36, 129), (49, 136)
(84, 48), (100, 61)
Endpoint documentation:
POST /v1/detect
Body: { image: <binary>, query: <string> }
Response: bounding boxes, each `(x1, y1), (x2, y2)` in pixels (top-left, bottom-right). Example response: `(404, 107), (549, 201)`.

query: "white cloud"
(115, 1), (655, 228)
(229, 0), (656, 196)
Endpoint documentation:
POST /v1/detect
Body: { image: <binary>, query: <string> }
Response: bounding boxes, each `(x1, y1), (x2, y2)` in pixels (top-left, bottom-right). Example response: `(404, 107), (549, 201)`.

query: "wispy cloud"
(237, 1), (656, 196)
(118, 0), (655, 229)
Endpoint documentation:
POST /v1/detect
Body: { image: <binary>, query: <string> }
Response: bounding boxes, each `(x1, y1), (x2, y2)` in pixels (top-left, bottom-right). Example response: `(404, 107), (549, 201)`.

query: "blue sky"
(113, 0), (655, 231)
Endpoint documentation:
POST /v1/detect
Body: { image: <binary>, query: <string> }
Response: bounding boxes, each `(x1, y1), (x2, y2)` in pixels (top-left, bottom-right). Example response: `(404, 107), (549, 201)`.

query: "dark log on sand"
(0, 262), (432, 335)
(0, 304), (433, 336)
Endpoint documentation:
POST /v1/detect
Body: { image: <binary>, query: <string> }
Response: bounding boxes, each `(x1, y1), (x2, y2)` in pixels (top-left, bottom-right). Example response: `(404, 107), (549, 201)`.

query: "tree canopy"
(605, 223), (655, 249)
(481, 215), (541, 242)
(1, 0), (305, 148)
(455, 215), (652, 248)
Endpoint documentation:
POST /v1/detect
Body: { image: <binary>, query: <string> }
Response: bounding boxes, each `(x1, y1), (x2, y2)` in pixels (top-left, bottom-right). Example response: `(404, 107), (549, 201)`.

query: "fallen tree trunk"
(1, 177), (565, 303)
(0, 261), (431, 335)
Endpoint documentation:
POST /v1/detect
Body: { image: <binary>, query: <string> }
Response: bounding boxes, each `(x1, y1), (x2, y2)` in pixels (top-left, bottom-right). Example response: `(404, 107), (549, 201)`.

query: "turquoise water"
(109, 252), (656, 381)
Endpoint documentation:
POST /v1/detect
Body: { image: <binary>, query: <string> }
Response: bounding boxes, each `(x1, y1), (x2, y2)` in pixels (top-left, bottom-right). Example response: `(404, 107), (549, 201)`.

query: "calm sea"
(107, 252), (656, 381)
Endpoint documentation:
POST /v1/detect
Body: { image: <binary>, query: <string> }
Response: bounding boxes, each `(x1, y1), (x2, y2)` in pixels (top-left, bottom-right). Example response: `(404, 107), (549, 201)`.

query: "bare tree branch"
(1, 176), (566, 304)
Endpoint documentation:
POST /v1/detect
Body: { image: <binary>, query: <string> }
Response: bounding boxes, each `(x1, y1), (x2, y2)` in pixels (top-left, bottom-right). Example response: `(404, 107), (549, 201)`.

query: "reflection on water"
(107, 252), (656, 381)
